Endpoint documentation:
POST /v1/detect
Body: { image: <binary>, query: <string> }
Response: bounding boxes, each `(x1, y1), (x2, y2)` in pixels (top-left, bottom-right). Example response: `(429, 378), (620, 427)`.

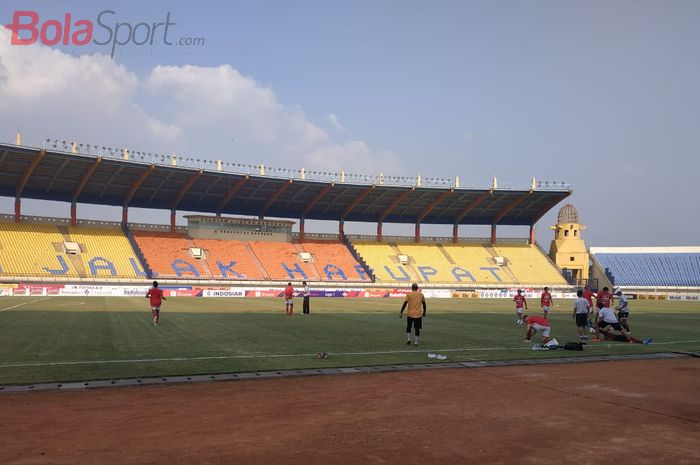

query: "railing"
(4, 139), (571, 191)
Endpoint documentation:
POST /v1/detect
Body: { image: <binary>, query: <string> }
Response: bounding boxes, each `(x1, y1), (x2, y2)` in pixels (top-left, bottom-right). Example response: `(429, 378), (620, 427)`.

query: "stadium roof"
(0, 142), (571, 226)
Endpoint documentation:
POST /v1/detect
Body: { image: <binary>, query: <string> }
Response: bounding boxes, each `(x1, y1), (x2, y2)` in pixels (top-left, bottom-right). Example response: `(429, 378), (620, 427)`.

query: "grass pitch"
(0, 296), (699, 385)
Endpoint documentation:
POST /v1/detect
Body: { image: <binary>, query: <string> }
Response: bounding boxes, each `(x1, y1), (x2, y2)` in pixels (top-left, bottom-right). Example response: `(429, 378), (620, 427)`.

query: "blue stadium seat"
(594, 253), (700, 287)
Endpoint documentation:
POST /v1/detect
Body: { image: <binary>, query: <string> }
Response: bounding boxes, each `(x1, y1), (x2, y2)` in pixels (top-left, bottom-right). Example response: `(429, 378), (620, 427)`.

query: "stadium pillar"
(529, 225), (535, 244)
(452, 224), (458, 243)
(70, 202), (77, 226)
(377, 222), (382, 242)
(339, 220), (345, 241)
(122, 207), (128, 228)
(490, 224), (497, 244)
(415, 223), (420, 243)
(299, 218), (305, 242)
(170, 210), (176, 233)
(14, 199), (20, 222)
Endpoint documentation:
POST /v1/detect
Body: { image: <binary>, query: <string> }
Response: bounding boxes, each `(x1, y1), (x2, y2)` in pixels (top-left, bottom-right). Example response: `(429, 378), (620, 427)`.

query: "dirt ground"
(1, 358), (698, 465)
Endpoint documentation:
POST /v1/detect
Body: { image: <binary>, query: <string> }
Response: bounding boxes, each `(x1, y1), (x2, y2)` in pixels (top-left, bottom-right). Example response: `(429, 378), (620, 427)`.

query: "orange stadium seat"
(193, 239), (267, 280)
(299, 242), (370, 282)
(131, 231), (207, 279)
(248, 241), (318, 281)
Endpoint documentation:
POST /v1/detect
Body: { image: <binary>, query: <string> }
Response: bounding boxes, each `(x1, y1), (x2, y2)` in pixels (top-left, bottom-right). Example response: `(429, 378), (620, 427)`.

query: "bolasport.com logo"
(3, 10), (205, 58)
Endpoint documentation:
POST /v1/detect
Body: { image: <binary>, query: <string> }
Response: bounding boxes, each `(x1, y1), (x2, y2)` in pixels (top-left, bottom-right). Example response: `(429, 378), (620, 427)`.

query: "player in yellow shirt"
(399, 283), (427, 346)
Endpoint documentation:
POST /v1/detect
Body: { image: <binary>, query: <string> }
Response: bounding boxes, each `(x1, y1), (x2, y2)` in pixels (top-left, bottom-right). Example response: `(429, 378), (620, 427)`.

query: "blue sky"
(1, 0), (699, 246)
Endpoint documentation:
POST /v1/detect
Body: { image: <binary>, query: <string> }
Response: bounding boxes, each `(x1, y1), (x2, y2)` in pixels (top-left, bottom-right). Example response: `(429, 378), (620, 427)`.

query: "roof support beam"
(302, 183), (334, 219)
(492, 191), (532, 225)
(453, 191), (491, 225)
(171, 170), (203, 210)
(342, 186), (374, 220)
(15, 149), (45, 200)
(259, 179), (292, 218)
(217, 176), (249, 214)
(529, 192), (572, 226)
(378, 188), (414, 223)
(124, 165), (155, 207)
(416, 189), (454, 224)
(72, 158), (101, 202)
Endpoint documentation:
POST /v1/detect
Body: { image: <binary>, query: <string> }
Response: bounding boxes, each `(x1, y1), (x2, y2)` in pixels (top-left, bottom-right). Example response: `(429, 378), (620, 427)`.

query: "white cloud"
(328, 113), (347, 131)
(0, 28), (395, 176)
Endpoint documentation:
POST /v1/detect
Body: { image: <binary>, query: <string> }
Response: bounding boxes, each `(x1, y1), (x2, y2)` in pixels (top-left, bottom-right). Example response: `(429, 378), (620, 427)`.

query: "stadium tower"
(548, 204), (589, 285)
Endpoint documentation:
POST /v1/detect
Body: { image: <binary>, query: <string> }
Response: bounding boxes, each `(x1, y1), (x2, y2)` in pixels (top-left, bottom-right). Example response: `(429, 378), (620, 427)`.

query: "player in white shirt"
(595, 305), (651, 344)
(572, 290), (591, 341)
(614, 287), (631, 333)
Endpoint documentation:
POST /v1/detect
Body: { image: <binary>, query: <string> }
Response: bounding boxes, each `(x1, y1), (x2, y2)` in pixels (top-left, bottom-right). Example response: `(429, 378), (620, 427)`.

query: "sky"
(0, 0), (698, 246)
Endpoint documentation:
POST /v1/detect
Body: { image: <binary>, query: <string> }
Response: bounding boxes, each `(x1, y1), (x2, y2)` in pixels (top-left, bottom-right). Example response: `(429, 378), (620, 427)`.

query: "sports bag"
(564, 341), (584, 351)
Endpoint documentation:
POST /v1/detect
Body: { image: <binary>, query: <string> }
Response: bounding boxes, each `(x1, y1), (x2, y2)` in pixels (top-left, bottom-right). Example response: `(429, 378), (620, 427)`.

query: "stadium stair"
(243, 242), (272, 280)
(343, 236), (375, 282)
(483, 244), (518, 283)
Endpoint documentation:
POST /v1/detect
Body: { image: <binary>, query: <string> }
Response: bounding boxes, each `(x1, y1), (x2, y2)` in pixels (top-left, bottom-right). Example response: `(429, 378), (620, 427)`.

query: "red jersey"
(514, 294), (526, 308)
(284, 285), (294, 299)
(596, 291), (612, 308)
(527, 315), (550, 327)
(540, 291), (552, 306)
(147, 287), (164, 307)
(583, 290), (594, 306)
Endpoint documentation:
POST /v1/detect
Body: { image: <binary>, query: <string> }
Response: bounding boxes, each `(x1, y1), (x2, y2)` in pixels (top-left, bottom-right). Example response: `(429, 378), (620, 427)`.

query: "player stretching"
(400, 283), (426, 346)
(146, 281), (166, 325)
(540, 286), (553, 319)
(523, 314), (552, 344)
(284, 282), (294, 317)
(514, 289), (527, 325)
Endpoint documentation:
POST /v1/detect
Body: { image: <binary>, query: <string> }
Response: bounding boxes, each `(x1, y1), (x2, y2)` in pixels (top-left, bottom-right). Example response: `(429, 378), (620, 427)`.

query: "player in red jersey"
(523, 314), (553, 344)
(283, 282), (294, 317)
(146, 281), (166, 325)
(514, 289), (528, 325)
(540, 286), (553, 319)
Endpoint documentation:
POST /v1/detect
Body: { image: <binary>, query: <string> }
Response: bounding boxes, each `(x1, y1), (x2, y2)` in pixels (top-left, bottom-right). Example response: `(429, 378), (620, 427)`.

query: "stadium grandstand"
(590, 247), (700, 288)
(0, 137), (579, 287)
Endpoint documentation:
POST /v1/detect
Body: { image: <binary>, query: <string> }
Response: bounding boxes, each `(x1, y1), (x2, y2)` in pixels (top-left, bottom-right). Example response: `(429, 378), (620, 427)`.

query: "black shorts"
(598, 320), (622, 331)
(575, 313), (588, 327)
(618, 311), (629, 320)
(596, 302), (604, 310)
(406, 316), (422, 330)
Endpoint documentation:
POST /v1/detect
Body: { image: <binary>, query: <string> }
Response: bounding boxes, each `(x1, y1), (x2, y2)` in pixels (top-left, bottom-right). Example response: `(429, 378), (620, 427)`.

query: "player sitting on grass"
(523, 314), (552, 344)
(400, 283), (426, 346)
(514, 289), (527, 325)
(146, 281), (166, 326)
(594, 306), (651, 344)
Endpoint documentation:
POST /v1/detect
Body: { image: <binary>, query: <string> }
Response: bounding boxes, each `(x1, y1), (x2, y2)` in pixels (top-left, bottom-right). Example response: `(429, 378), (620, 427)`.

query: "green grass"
(0, 296), (699, 385)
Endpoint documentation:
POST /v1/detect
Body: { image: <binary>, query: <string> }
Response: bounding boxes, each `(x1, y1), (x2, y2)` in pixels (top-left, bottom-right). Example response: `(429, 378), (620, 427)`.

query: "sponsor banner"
(423, 289), (452, 299)
(203, 289), (246, 298)
(246, 289), (282, 298)
(452, 291), (480, 298)
(10, 284), (65, 296)
(667, 294), (700, 301)
(0, 288), (13, 296)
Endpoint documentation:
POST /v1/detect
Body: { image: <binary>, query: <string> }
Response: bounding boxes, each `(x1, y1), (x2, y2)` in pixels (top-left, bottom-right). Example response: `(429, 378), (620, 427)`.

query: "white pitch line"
(0, 340), (698, 369)
(0, 297), (54, 312)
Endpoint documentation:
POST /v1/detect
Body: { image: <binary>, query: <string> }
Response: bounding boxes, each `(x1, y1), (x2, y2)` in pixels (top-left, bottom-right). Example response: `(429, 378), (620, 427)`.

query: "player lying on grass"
(594, 306), (651, 344)
(399, 283), (426, 346)
(146, 281), (166, 325)
(523, 314), (552, 344)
